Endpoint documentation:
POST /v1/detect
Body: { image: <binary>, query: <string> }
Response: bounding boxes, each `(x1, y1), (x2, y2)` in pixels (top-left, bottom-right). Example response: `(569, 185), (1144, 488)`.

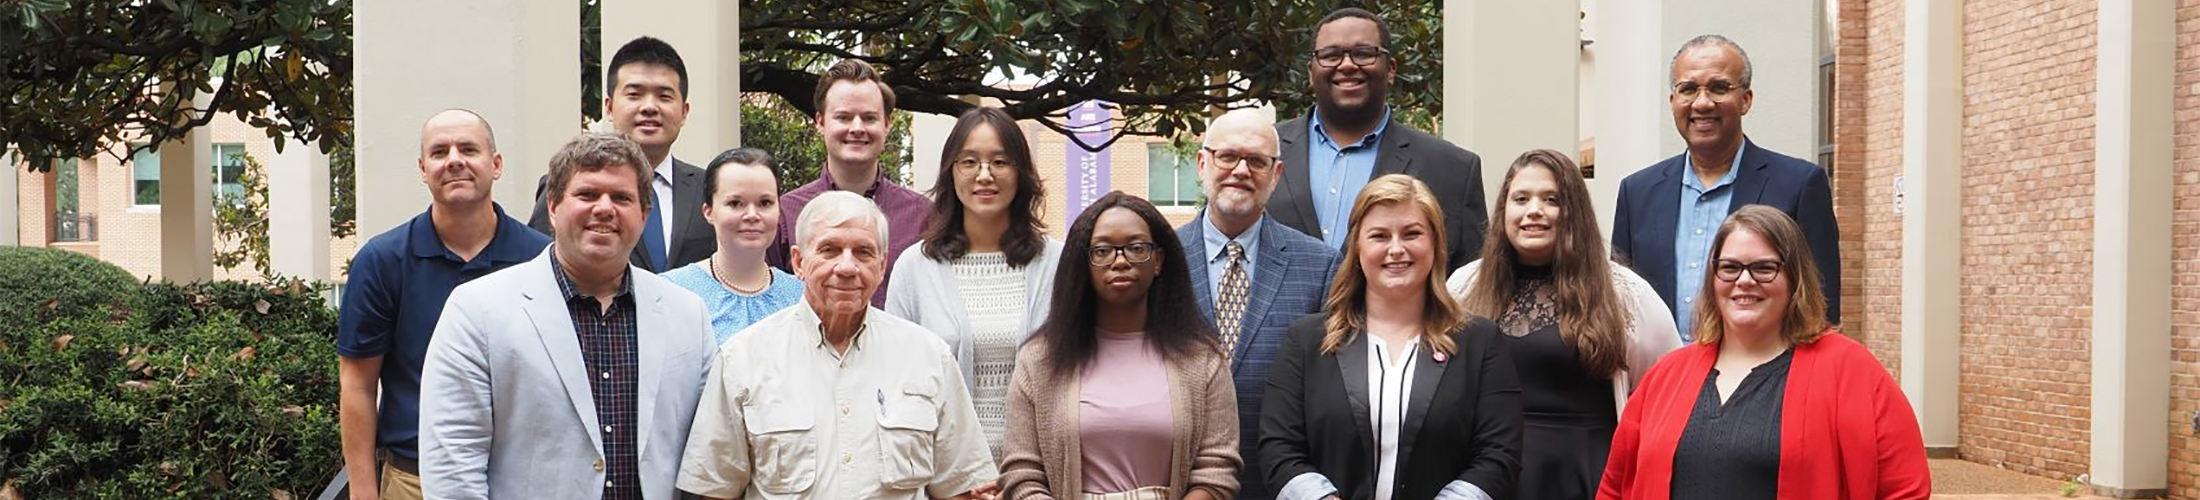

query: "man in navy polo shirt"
(337, 109), (550, 500)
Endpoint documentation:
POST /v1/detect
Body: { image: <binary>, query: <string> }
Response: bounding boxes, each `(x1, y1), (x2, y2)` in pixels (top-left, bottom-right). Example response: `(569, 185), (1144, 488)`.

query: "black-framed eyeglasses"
(1672, 80), (1747, 103)
(1312, 45), (1390, 68)
(1713, 259), (1784, 284)
(1202, 147), (1276, 172)
(1089, 242), (1158, 266)
(953, 158), (1015, 176)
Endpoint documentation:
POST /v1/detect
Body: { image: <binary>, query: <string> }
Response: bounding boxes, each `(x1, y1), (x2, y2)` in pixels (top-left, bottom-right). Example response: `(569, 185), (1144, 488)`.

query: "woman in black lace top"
(1447, 150), (1682, 500)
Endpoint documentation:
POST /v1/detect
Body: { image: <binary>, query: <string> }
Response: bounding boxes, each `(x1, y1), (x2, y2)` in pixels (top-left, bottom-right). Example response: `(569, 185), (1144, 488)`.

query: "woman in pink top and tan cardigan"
(1000, 192), (1242, 500)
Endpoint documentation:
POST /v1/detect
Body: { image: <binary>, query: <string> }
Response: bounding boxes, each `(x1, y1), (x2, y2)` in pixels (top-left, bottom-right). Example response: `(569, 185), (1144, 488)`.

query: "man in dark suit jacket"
(1270, 8), (1486, 271)
(1612, 35), (1841, 342)
(527, 36), (714, 272)
(1176, 110), (1339, 500)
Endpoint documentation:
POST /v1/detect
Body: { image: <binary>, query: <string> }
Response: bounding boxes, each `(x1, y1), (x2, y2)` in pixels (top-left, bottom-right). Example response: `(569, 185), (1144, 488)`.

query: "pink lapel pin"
(1433, 351), (1449, 363)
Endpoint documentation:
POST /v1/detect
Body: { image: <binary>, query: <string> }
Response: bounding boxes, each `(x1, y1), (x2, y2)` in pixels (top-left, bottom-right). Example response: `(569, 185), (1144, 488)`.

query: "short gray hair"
(1670, 34), (1753, 88)
(795, 191), (889, 250)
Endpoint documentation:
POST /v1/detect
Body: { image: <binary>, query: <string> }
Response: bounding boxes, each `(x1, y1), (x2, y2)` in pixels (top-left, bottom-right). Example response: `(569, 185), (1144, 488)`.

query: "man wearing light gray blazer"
(420, 133), (715, 499)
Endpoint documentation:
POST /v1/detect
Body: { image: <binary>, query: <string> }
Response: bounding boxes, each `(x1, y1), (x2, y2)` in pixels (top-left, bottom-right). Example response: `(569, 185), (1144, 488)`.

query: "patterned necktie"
(1215, 241), (1251, 357)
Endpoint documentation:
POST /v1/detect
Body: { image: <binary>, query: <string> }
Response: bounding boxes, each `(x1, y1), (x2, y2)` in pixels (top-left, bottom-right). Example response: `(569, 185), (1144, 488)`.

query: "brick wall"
(1842, 0), (1905, 372)
(2167, 0), (2200, 496)
(1956, 0), (2097, 479)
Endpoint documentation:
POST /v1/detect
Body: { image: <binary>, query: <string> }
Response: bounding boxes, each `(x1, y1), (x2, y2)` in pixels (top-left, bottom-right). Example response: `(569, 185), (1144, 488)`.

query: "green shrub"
(0, 248), (339, 498)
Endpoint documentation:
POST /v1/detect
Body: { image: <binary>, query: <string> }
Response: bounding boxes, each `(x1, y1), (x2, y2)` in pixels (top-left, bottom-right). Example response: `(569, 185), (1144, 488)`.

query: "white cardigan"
(885, 238), (1064, 393)
(1446, 259), (1682, 416)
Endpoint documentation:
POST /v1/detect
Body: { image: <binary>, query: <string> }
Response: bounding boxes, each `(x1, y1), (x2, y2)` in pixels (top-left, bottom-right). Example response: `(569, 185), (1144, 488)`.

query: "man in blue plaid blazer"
(1176, 110), (1341, 500)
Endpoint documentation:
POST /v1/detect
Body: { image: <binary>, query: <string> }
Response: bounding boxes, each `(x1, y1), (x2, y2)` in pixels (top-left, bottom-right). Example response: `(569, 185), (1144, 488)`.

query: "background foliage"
(0, 247), (339, 497)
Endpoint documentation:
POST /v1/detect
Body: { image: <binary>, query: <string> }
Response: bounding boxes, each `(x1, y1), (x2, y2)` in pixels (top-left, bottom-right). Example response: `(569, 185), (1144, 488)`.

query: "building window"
(1818, 54), (1835, 170)
(212, 143), (246, 204)
(132, 143), (160, 206)
(1146, 143), (1199, 207)
(52, 158), (95, 242)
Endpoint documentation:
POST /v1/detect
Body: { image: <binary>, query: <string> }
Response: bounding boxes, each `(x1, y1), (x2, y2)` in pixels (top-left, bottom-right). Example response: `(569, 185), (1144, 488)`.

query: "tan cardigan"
(998, 339), (1242, 500)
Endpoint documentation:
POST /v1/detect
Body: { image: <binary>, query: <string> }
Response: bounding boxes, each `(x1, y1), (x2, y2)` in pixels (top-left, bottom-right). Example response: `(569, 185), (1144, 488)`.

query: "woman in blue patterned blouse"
(662, 148), (804, 344)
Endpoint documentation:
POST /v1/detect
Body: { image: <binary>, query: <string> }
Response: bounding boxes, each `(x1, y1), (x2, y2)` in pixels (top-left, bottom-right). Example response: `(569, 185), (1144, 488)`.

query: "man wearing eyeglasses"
(1176, 109), (1340, 500)
(1270, 7), (1486, 271)
(1611, 35), (1842, 342)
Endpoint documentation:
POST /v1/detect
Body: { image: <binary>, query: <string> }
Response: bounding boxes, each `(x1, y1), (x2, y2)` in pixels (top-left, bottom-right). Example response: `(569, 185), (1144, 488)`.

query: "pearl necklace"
(708, 255), (770, 294)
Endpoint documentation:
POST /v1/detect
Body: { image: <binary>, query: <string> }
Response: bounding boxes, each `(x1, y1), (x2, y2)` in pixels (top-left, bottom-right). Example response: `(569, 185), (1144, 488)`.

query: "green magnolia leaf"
(25, 0), (66, 12)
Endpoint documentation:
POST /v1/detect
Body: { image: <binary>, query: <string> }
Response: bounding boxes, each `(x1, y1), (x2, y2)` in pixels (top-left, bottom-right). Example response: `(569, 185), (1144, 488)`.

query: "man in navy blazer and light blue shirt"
(420, 133), (715, 499)
(1612, 35), (1842, 342)
(1178, 110), (1340, 500)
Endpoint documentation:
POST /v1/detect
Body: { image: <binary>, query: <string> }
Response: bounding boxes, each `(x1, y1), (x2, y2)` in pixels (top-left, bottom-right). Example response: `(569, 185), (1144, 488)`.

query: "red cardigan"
(1597, 333), (1931, 500)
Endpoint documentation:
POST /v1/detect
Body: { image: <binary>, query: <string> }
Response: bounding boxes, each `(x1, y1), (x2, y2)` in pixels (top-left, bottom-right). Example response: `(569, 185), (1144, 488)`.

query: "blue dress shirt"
(1673, 149), (1742, 342)
(1305, 109), (1391, 249)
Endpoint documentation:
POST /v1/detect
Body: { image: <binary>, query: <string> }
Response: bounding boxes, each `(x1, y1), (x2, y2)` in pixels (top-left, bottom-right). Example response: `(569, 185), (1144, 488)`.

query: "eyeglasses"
(1713, 259), (1784, 284)
(1312, 45), (1390, 68)
(1202, 147), (1276, 172)
(1672, 80), (1747, 103)
(1089, 242), (1158, 266)
(953, 158), (1015, 176)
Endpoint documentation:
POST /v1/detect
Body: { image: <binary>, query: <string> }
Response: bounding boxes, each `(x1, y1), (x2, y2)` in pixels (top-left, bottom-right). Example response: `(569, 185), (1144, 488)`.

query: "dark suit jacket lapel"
(1236, 218), (1293, 368)
(1180, 216), (1216, 320)
(671, 157), (713, 266)
(520, 258), (604, 454)
(1398, 341), (1447, 470)
(1641, 159), (1684, 310)
(1335, 332), (1375, 454)
(1374, 119), (1415, 177)
(1726, 139), (1774, 211)
(1274, 117), (1321, 233)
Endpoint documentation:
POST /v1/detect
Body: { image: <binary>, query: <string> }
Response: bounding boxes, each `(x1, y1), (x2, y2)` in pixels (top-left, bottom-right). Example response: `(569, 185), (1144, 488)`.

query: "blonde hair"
(1690, 205), (1830, 346)
(1321, 174), (1465, 356)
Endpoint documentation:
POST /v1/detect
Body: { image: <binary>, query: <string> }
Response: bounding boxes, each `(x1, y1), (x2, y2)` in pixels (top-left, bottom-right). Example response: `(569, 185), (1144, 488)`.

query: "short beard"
(1314, 84), (1389, 130)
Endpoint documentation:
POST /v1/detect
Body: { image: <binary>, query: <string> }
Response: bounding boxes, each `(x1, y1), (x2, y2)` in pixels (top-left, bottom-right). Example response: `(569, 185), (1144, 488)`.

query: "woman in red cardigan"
(1597, 205), (1930, 500)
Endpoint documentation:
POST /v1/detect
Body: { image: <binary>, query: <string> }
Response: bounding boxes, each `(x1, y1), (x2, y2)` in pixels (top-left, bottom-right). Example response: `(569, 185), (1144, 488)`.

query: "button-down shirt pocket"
(878, 378), (942, 490)
(743, 400), (820, 494)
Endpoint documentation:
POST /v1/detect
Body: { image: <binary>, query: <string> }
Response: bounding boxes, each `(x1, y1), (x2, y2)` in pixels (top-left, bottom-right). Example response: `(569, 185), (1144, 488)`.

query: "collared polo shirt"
(769, 171), (932, 306)
(1304, 108), (1391, 249)
(337, 203), (550, 460)
(1673, 149), (1742, 342)
(676, 305), (997, 499)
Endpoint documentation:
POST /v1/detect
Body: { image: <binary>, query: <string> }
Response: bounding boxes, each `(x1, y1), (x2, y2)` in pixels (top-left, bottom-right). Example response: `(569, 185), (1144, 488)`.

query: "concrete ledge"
(2088, 486), (2167, 499)
(1926, 446), (1959, 459)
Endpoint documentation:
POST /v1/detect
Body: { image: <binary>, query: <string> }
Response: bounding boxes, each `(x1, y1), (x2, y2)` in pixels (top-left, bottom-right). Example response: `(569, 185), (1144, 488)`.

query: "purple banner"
(1065, 100), (1112, 226)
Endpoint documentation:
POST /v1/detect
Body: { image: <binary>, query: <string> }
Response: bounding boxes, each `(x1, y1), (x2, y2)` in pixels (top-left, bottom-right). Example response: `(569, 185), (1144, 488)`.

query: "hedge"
(0, 247), (340, 498)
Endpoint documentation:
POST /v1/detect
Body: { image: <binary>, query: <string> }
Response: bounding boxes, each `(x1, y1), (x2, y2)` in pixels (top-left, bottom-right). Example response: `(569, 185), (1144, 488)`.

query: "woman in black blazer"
(1260, 174), (1524, 500)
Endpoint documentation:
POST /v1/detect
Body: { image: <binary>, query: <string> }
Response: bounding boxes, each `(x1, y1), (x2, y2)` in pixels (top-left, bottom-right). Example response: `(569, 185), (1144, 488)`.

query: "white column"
(267, 144), (330, 281)
(1443, 0), (1581, 204)
(1585, 0), (1664, 243)
(603, 0), (742, 164)
(1658, 0), (1820, 160)
(909, 113), (957, 195)
(357, 0), (578, 239)
(159, 92), (215, 282)
(0, 150), (16, 246)
(2090, 0), (2173, 495)
(1901, 0), (1962, 458)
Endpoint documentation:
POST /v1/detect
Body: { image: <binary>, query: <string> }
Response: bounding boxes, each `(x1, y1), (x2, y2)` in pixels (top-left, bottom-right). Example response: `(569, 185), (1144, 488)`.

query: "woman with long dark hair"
(886, 106), (1061, 455)
(1448, 150), (1680, 499)
(1262, 174), (1522, 500)
(998, 191), (1240, 500)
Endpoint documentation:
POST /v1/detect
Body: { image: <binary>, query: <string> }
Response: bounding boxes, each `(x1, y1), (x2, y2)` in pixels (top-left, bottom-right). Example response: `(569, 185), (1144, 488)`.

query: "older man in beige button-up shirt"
(677, 191), (999, 500)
